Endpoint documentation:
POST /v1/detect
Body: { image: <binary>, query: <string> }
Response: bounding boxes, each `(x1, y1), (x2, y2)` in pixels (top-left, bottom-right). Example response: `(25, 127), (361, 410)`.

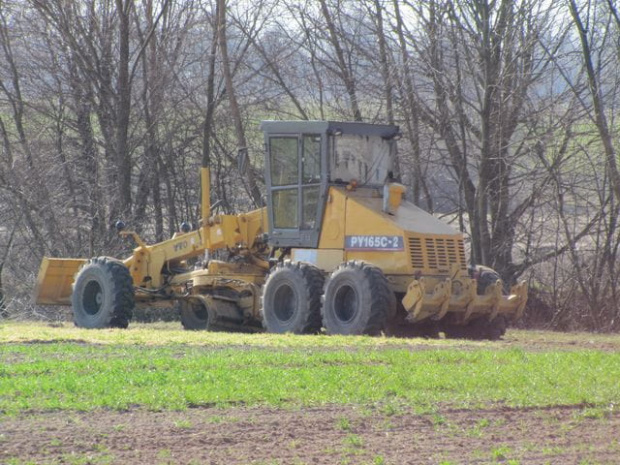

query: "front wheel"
(322, 261), (392, 336)
(71, 257), (134, 329)
(261, 261), (324, 334)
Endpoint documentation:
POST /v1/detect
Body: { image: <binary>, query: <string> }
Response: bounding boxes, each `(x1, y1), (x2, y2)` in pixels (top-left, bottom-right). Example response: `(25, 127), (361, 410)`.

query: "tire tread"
(261, 260), (324, 334)
(72, 256), (134, 328)
(322, 260), (392, 335)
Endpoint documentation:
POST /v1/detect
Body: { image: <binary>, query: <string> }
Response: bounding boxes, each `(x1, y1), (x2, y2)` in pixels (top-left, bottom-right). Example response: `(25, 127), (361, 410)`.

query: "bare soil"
(2, 329), (620, 464)
(2, 403), (619, 464)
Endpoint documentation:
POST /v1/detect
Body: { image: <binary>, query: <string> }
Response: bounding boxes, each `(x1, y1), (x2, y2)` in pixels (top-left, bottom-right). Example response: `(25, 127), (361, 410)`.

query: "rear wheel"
(71, 257), (134, 329)
(261, 261), (324, 334)
(485, 316), (507, 340)
(443, 316), (507, 341)
(475, 266), (508, 340)
(475, 266), (502, 295)
(322, 261), (392, 335)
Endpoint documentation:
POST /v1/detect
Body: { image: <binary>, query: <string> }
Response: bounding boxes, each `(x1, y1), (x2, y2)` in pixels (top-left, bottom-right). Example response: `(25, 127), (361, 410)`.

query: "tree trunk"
(569, 0), (620, 202)
(115, 0), (133, 217)
(318, 0), (362, 121)
(216, 0), (263, 208)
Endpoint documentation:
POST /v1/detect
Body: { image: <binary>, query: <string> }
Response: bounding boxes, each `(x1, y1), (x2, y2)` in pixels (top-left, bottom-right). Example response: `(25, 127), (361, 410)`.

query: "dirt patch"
(501, 330), (620, 353)
(1, 404), (618, 464)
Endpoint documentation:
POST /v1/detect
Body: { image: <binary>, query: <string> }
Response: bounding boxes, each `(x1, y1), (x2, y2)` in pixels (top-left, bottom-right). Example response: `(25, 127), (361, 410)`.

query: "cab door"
(266, 134), (324, 248)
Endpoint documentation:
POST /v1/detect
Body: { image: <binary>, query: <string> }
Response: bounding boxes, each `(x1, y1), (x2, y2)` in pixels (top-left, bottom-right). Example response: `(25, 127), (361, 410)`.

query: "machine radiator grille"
(408, 237), (467, 271)
(408, 237), (424, 268)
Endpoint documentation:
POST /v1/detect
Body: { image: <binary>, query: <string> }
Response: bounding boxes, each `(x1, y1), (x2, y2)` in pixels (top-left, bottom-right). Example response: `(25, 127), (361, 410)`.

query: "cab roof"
(260, 120), (400, 139)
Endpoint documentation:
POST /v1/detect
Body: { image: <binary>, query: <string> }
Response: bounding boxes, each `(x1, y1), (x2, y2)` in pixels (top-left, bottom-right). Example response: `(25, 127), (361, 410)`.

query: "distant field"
(1, 322), (619, 464)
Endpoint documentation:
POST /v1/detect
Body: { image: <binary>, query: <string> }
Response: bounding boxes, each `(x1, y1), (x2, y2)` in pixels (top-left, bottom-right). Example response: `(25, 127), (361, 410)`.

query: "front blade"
(33, 258), (86, 305)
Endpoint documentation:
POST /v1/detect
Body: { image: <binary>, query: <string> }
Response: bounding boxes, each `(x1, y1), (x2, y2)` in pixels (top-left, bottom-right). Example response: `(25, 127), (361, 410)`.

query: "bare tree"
(568, 0), (620, 202)
(536, 0), (620, 330)
(393, 0), (563, 283)
(216, 0), (263, 208)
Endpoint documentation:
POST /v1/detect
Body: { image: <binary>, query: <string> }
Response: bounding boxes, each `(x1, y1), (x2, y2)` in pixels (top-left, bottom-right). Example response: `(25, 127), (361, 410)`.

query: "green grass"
(0, 323), (619, 415)
(4, 321), (620, 350)
(0, 321), (460, 348)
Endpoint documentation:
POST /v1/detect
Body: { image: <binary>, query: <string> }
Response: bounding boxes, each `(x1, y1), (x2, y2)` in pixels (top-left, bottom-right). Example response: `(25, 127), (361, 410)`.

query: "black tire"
(261, 260), (324, 334)
(322, 261), (392, 336)
(71, 257), (134, 329)
(180, 299), (213, 330)
(469, 265), (507, 340)
(473, 265), (502, 295)
(485, 316), (507, 340)
(443, 316), (507, 341)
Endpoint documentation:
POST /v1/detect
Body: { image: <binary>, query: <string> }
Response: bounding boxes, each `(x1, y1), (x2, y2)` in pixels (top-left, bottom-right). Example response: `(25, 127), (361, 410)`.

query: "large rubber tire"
(472, 266), (507, 340)
(180, 299), (213, 330)
(261, 260), (324, 334)
(485, 316), (507, 340)
(71, 257), (134, 329)
(443, 316), (507, 341)
(476, 267), (502, 295)
(322, 261), (392, 336)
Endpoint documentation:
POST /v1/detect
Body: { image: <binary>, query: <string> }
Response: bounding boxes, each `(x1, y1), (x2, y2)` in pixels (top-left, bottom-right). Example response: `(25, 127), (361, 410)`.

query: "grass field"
(1, 322), (619, 415)
(2, 322), (620, 464)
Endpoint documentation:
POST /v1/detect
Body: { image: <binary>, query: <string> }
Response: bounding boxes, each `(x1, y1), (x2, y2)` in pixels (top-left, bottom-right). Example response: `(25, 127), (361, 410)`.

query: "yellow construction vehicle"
(34, 121), (527, 339)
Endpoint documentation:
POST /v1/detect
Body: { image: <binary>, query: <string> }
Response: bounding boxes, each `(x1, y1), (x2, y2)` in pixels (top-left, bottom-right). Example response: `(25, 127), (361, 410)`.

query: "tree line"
(1, 0), (619, 330)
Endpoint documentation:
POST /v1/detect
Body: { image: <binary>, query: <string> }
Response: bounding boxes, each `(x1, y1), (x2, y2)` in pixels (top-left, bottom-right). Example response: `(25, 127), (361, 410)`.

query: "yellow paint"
(291, 248), (344, 271)
(33, 258), (87, 305)
(33, 164), (527, 326)
(35, 204), (268, 304)
(388, 183), (406, 209)
(318, 189), (346, 249)
(319, 186), (466, 277)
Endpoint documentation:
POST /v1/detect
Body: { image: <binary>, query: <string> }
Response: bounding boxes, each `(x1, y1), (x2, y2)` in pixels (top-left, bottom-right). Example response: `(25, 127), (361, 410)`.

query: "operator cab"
(260, 120), (400, 248)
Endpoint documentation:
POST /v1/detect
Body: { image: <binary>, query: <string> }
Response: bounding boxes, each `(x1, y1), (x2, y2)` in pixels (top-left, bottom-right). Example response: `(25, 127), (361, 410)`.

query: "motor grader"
(34, 120), (527, 339)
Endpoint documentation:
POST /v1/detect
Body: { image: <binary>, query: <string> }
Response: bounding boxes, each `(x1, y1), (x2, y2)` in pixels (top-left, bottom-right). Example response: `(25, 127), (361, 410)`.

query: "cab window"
(302, 135), (321, 184)
(272, 189), (298, 228)
(330, 134), (391, 185)
(270, 137), (298, 186)
(269, 134), (322, 233)
(301, 186), (320, 229)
